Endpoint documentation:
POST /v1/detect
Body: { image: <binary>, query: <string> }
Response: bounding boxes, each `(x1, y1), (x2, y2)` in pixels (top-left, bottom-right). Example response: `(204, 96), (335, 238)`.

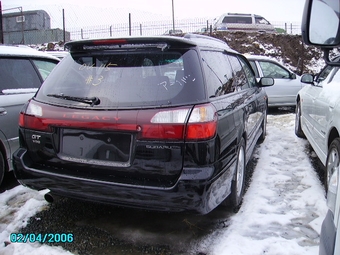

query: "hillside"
(42, 31), (330, 75)
(209, 31), (325, 75)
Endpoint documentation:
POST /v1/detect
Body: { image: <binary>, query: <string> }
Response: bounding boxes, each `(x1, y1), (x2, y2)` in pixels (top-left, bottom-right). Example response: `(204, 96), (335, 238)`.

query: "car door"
(312, 66), (340, 163)
(201, 50), (240, 163)
(230, 55), (264, 159)
(251, 59), (302, 106)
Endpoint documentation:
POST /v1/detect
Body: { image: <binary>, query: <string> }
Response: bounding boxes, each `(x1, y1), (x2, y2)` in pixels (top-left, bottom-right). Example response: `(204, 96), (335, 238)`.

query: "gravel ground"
(17, 158), (259, 255)
(19, 198), (175, 255)
(17, 107), (307, 255)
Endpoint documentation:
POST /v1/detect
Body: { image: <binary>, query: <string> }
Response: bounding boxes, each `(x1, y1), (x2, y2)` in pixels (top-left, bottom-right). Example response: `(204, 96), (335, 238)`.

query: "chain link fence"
(68, 19), (301, 40)
(2, 7), (301, 45)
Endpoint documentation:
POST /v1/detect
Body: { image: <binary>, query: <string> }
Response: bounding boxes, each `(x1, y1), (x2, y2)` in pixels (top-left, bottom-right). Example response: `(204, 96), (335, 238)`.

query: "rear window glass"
(36, 49), (206, 109)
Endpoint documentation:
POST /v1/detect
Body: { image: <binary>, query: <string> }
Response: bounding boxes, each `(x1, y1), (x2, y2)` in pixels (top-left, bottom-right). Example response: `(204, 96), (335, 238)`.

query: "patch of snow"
(0, 114), (328, 255)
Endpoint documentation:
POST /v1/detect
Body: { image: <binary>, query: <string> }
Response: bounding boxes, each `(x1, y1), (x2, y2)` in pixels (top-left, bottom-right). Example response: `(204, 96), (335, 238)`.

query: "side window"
(224, 16), (252, 24)
(328, 67), (340, 84)
(238, 57), (257, 88)
(315, 65), (334, 85)
(0, 58), (41, 92)
(258, 60), (290, 79)
(201, 50), (234, 97)
(228, 55), (254, 90)
(33, 59), (58, 80)
(249, 60), (260, 77)
(255, 17), (270, 25)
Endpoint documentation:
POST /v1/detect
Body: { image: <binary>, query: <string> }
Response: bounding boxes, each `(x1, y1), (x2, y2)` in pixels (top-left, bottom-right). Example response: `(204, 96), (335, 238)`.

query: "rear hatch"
(19, 37), (212, 188)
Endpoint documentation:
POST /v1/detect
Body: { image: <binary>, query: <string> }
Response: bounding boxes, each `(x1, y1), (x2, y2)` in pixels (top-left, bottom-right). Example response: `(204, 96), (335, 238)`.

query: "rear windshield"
(36, 48), (206, 109)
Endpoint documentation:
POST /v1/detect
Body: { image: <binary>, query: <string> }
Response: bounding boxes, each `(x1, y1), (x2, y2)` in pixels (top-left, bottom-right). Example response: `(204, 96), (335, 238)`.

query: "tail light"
(19, 101), (217, 141)
(186, 104), (217, 140)
(19, 100), (52, 132)
(146, 103), (217, 141)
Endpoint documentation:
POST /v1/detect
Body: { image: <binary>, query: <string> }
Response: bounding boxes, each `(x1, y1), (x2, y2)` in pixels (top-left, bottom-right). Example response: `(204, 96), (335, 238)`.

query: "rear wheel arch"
(325, 137), (340, 190)
(328, 128), (339, 149)
(0, 141), (8, 185)
(0, 140), (9, 171)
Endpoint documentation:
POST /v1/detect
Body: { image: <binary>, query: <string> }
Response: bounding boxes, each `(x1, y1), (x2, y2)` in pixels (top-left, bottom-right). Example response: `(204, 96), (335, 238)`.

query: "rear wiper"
(47, 94), (100, 106)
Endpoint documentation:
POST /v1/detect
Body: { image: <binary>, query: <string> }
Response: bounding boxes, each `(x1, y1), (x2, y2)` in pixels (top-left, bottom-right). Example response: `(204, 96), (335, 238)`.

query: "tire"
(258, 109), (267, 144)
(0, 151), (4, 186)
(295, 101), (305, 138)
(325, 138), (340, 190)
(230, 137), (246, 211)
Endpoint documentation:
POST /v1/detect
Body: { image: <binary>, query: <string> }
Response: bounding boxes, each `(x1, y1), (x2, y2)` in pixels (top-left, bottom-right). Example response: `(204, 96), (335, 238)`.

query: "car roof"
(0, 45), (60, 61)
(45, 51), (70, 59)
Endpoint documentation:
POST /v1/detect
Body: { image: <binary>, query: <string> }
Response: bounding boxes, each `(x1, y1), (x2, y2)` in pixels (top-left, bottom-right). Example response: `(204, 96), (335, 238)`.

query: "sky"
(1, 0), (306, 29)
(0, 113), (328, 255)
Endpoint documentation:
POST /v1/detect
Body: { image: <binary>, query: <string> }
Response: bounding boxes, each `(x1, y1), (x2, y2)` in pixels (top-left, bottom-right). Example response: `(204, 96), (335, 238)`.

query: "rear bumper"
(13, 148), (235, 214)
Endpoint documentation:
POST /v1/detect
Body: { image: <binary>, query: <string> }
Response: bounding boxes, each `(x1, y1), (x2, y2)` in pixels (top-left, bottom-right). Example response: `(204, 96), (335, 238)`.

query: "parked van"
(213, 13), (276, 33)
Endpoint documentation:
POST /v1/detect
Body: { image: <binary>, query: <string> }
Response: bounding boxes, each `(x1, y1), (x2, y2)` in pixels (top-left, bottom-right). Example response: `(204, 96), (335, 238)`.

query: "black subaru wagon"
(13, 34), (273, 214)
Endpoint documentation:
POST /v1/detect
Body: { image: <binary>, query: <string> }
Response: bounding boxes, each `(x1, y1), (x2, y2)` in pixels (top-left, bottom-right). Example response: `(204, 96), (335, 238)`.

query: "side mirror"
(301, 73), (314, 84)
(259, 77), (274, 87)
(302, 0), (340, 46)
(302, 0), (340, 65)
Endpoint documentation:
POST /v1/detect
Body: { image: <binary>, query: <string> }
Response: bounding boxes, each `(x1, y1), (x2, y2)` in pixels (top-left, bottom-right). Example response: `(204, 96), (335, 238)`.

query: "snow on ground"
(194, 113), (328, 255)
(0, 186), (72, 255)
(0, 113), (328, 255)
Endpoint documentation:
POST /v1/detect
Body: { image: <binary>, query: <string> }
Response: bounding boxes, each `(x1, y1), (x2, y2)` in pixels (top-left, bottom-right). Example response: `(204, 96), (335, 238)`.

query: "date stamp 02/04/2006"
(9, 233), (74, 243)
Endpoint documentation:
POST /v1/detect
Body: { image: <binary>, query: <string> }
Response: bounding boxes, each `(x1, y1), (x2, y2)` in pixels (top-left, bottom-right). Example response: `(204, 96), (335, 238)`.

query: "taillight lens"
(186, 104), (217, 140)
(19, 101), (52, 132)
(142, 108), (190, 140)
(145, 104), (217, 141)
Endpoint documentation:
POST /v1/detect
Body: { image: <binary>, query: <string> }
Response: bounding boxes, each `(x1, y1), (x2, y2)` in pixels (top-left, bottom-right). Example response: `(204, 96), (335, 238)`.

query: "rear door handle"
(0, 108), (7, 115)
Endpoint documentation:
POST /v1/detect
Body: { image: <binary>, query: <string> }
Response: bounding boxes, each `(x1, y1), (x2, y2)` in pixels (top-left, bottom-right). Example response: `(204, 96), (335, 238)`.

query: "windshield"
(36, 49), (205, 109)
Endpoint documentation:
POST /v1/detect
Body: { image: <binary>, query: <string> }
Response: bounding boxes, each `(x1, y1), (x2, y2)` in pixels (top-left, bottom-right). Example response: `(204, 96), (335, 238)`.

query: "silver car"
(295, 59), (340, 189)
(298, 0), (340, 254)
(0, 45), (59, 185)
(247, 55), (304, 107)
(213, 13), (276, 33)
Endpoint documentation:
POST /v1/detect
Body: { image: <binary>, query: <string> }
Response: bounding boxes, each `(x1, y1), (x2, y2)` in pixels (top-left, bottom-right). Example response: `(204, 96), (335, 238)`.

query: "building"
(2, 10), (70, 45)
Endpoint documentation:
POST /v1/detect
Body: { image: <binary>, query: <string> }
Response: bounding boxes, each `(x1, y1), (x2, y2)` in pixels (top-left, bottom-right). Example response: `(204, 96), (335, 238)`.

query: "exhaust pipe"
(44, 192), (59, 203)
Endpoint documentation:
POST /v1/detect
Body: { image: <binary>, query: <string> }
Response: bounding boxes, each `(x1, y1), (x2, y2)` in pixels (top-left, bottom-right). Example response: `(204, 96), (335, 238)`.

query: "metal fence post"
(129, 13), (131, 36)
(0, 1), (3, 44)
(62, 9), (66, 43)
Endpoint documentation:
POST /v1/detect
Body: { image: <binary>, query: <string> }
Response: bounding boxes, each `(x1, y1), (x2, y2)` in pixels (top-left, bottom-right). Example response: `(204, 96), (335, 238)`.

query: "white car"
(295, 59), (340, 189)
(299, 0), (340, 254)
(247, 55), (304, 107)
(213, 13), (276, 33)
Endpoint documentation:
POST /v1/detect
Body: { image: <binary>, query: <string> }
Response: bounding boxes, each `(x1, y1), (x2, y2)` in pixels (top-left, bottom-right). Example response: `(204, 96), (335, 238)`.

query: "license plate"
(59, 129), (132, 167)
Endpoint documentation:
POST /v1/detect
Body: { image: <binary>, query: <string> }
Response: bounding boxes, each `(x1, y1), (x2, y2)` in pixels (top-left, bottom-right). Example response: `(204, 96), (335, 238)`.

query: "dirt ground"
(207, 31), (324, 75)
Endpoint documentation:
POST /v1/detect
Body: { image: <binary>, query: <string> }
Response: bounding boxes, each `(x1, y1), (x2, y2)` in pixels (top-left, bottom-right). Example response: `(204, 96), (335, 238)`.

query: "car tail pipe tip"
(44, 192), (59, 203)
